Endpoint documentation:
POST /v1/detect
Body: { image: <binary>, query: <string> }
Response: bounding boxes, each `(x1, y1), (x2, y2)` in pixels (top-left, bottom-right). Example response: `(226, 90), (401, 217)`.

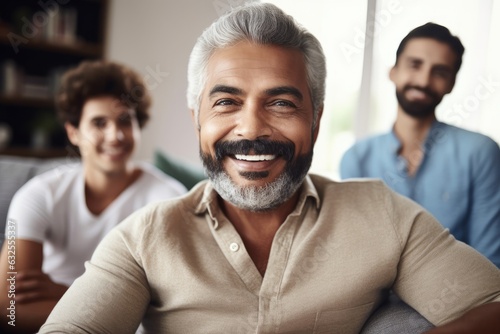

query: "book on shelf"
(43, 7), (78, 45)
(0, 60), (19, 96)
(0, 60), (68, 100)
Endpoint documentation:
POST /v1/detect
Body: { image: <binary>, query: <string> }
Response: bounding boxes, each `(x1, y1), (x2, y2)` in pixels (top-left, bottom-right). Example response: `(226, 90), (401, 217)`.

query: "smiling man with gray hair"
(39, 3), (500, 333)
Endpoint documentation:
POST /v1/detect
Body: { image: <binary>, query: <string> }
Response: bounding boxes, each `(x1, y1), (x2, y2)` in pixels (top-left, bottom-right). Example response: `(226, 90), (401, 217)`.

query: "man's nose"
(413, 69), (431, 87)
(104, 123), (125, 142)
(233, 102), (273, 140)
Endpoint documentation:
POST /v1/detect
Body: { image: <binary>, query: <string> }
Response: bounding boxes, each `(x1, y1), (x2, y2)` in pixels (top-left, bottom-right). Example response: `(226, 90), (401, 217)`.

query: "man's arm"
(39, 218), (150, 333)
(386, 191), (500, 331)
(467, 138), (500, 267)
(425, 302), (500, 334)
(420, 138), (500, 333)
(0, 240), (66, 333)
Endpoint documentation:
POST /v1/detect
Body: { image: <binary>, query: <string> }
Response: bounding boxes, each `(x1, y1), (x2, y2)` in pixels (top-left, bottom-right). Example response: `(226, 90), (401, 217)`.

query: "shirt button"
(229, 242), (239, 252)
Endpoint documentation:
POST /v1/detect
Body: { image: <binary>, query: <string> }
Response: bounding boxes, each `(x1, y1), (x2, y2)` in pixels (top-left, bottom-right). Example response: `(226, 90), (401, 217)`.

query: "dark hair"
(395, 22), (465, 73)
(56, 60), (151, 128)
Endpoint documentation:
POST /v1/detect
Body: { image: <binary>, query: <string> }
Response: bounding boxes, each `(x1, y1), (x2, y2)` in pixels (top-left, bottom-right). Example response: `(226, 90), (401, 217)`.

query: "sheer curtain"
(264, 0), (500, 179)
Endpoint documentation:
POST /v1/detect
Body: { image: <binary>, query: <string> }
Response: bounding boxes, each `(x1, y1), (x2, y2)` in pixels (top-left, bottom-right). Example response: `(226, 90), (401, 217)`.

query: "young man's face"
(196, 40), (321, 211)
(390, 37), (457, 119)
(66, 96), (140, 176)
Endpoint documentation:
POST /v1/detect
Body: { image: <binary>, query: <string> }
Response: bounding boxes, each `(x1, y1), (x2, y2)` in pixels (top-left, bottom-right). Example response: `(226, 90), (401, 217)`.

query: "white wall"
(106, 0), (224, 166)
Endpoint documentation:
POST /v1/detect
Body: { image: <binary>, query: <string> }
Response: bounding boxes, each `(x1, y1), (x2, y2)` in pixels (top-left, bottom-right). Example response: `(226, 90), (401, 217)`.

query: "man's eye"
(92, 119), (106, 128)
(214, 99), (234, 106)
(119, 115), (133, 125)
(433, 70), (451, 79)
(272, 100), (295, 108)
(269, 100), (297, 111)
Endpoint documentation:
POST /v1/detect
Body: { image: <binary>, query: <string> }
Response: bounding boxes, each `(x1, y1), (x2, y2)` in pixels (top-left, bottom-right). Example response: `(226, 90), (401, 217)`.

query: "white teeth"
(235, 154), (276, 161)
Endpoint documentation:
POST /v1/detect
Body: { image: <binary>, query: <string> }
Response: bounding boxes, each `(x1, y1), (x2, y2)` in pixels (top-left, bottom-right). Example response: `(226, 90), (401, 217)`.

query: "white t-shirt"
(6, 162), (187, 286)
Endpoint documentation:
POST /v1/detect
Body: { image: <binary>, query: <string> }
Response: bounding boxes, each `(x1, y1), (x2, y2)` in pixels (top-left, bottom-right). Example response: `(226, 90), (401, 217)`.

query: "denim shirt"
(340, 121), (500, 267)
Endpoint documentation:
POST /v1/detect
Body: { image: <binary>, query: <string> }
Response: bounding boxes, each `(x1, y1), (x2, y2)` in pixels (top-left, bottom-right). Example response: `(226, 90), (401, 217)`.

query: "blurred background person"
(0, 60), (187, 333)
(340, 23), (500, 267)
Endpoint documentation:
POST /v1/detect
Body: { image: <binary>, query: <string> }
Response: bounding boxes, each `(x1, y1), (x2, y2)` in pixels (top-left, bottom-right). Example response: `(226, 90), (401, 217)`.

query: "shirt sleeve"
(467, 138), (500, 267)
(388, 191), (500, 326)
(6, 177), (51, 243)
(39, 209), (151, 334)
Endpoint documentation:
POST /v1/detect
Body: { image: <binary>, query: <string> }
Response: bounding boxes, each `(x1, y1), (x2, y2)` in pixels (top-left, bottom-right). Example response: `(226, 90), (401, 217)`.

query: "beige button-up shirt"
(40, 175), (500, 333)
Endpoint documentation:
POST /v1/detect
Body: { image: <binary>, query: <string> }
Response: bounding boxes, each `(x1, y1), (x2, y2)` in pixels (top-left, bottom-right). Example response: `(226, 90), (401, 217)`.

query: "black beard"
(199, 139), (313, 211)
(396, 85), (442, 119)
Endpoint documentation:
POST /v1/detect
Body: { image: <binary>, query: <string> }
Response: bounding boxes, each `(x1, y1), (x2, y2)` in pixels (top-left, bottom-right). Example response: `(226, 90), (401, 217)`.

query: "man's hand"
(14, 270), (68, 304)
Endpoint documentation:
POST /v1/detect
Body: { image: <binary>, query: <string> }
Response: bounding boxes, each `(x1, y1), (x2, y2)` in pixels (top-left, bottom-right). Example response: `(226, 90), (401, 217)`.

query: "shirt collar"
(194, 180), (218, 214)
(297, 174), (321, 211)
(389, 126), (402, 155)
(389, 119), (444, 155)
(194, 175), (321, 228)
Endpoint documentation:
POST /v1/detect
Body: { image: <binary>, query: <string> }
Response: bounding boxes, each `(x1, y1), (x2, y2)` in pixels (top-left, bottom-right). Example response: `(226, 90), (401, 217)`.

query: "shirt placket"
(200, 183), (316, 333)
(256, 214), (299, 333)
(207, 213), (263, 295)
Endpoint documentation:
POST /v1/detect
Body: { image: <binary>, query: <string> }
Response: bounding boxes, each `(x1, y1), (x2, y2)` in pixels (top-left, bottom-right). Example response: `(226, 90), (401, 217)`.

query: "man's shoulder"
(437, 122), (499, 149)
(16, 163), (81, 196)
(309, 174), (390, 200)
(351, 131), (393, 149)
(343, 131), (395, 160)
(8, 164), (81, 225)
(308, 174), (421, 230)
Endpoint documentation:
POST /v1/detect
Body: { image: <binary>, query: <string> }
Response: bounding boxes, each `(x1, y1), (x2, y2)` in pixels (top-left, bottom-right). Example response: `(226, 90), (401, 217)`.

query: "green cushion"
(153, 150), (206, 190)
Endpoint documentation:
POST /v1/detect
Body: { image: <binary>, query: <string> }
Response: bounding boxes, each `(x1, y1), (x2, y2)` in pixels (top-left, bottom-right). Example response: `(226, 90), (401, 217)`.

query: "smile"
(102, 147), (127, 154)
(100, 146), (130, 160)
(235, 154), (276, 161)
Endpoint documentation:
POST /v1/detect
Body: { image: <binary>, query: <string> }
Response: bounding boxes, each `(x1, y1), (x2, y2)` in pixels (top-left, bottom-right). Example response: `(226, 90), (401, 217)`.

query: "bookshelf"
(0, 0), (109, 158)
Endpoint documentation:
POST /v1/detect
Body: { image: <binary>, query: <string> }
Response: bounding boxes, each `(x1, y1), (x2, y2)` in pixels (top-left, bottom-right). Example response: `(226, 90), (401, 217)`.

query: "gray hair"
(187, 2), (326, 127)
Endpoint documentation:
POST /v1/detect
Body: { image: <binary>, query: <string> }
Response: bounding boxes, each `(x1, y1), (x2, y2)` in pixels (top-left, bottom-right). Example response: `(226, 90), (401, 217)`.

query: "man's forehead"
(203, 41), (309, 94)
(207, 41), (305, 72)
(401, 38), (457, 66)
(82, 97), (135, 116)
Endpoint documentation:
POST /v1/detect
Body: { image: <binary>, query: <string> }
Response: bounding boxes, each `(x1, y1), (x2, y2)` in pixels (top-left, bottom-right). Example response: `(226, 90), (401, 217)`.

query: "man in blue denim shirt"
(341, 23), (500, 267)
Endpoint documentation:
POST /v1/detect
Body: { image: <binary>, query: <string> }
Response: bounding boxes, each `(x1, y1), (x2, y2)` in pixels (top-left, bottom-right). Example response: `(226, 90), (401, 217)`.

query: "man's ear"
(313, 105), (324, 145)
(190, 109), (200, 139)
(389, 65), (397, 83)
(445, 76), (456, 94)
(64, 122), (79, 146)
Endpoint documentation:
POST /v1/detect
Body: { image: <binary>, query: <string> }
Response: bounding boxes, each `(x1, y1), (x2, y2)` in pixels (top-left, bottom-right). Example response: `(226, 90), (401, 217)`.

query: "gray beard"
(209, 169), (303, 212)
(200, 138), (313, 212)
